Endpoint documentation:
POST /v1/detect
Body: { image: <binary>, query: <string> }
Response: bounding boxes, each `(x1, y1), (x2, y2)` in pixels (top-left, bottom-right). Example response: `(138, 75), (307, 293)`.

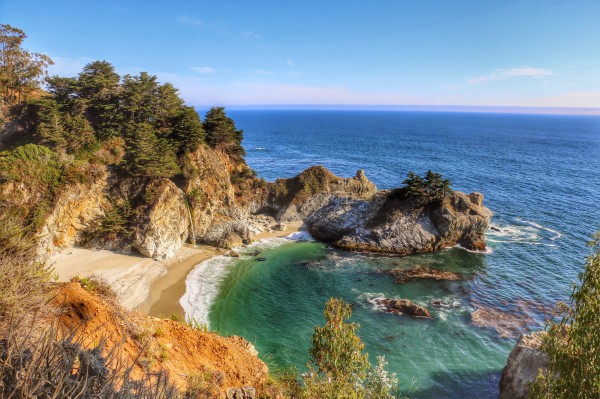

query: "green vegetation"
(530, 232), (600, 398)
(0, 24), (53, 104)
(203, 106), (245, 159)
(392, 170), (451, 205)
(39, 61), (208, 172)
(301, 298), (401, 399)
(0, 24), (251, 248)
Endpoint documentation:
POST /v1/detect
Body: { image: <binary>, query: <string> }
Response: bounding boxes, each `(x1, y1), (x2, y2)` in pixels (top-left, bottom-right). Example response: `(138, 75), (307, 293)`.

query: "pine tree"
(77, 61), (121, 139)
(203, 107), (245, 158)
(31, 98), (66, 150)
(123, 123), (179, 179)
(172, 106), (205, 153)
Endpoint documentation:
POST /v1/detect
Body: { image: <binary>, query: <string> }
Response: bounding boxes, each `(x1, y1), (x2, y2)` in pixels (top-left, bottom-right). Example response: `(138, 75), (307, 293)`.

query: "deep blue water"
(187, 110), (600, 398)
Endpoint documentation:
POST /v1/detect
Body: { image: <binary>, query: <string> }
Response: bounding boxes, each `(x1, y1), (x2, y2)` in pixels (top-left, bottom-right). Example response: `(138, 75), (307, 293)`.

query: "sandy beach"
(50, 221), (304, 318)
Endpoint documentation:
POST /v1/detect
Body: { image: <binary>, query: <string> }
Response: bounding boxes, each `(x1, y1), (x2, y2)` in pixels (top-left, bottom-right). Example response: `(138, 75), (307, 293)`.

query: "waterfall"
(184, 194), (196, 246)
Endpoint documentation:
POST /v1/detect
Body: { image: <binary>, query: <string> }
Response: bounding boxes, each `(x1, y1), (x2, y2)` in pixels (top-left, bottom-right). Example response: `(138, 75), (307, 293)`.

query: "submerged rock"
(388, 264), (469, 283)
(429, 299), (460, 308)
(375, 298), (433, 318)
(499, 332), (548, 399)
(471, 307), (535, 339)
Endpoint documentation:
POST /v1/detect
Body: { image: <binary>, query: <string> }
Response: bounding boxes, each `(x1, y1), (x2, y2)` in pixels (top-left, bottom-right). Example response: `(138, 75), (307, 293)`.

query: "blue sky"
(2, 1), (600, 109)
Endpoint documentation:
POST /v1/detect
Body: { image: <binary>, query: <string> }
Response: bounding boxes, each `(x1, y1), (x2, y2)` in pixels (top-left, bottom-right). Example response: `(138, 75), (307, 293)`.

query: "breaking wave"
(180, 231), (314, 326)
(487, 217), (560, 247)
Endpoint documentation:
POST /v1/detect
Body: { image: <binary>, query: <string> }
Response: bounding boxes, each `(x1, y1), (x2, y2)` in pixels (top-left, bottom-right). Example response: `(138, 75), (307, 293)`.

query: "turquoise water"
(185, 111), (600, 398)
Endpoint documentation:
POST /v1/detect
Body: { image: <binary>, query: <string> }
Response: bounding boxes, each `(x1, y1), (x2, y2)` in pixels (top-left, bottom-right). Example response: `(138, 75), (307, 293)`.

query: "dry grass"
(0, 215), (53, 322)
(0, 318), (179, 399)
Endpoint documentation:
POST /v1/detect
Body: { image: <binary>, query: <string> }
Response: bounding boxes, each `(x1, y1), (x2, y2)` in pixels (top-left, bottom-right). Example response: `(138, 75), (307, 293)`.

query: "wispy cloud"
(468, 67), (554, 84)
(178, 15), (203, 26)
(252, 69), (273, 75)
(191, 66), (215, 74)
(242, 31), (262, 42)
(286, 59), (295, 67)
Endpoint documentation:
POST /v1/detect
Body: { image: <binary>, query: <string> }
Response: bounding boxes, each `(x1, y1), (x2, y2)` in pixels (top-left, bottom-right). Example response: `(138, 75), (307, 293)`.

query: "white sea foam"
(255, 147), (267, 150)
(487, 217), (562, 247)
(180, 255), (236, 326)
(515, 218), (562, 241)
(359, 292), (388, 311)
(454, 244), (494, 254)
(180, 230), (314, 327)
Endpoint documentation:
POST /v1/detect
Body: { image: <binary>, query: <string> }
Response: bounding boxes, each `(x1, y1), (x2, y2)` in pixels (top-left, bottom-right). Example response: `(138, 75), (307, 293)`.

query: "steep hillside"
(54, 280), (269, 394)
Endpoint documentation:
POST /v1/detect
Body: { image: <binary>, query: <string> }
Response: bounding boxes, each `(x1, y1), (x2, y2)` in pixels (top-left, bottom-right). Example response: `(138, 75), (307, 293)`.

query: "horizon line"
(193, 104), (600, 116)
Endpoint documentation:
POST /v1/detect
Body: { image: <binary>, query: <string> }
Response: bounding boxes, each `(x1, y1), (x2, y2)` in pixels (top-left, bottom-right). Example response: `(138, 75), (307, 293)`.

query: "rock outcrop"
(304, 187), (491, 256)
(264, 167), (491, 256)
(263, 166), (378, 221)
(375, 298), (433, 318)
(132, 180), (189, 260)
(499, 332), (548, 399)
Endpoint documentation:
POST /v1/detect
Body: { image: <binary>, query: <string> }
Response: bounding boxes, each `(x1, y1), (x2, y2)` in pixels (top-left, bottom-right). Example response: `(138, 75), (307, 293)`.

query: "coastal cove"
(48, 110), (600, 398)
(191, 110), (599, 397)
(51, 222), (304, 317)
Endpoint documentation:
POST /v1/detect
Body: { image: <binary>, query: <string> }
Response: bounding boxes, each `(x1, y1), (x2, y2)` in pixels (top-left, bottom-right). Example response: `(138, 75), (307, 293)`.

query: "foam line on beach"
(180, 231), (314, 327)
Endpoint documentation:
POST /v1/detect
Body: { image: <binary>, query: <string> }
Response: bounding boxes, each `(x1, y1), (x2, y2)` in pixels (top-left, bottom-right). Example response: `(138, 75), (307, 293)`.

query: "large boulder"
(499, 332), (549, 399)
(132, 180), (189, 260)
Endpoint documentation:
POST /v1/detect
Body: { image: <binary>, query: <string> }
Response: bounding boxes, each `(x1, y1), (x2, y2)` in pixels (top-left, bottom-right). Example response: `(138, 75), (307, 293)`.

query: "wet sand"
(50, 221), (303, 318)
(136, 221), (303, 318)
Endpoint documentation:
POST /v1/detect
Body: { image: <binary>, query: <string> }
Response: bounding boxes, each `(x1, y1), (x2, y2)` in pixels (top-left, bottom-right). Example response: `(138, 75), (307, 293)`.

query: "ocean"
(182, 110), (600, 398)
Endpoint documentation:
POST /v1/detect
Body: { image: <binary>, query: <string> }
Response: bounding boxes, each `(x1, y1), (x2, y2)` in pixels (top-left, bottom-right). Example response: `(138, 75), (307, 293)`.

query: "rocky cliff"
(266, 167), (492, 255)
(5, 141), (269, 261)
(25, 159), (491, 260)
(499, 332), (548, 399)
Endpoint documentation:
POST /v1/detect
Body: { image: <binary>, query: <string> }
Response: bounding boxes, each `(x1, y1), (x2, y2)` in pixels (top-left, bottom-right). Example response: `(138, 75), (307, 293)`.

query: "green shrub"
(302, 298), (402, 399)
(390, 170), (451, 206)
(530, 232), (600, 398)
(0, 143), (63, 193)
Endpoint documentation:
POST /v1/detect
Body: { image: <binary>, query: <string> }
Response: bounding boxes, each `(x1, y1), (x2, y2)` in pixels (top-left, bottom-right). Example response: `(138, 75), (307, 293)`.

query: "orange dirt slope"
(53, 281), (268, 392)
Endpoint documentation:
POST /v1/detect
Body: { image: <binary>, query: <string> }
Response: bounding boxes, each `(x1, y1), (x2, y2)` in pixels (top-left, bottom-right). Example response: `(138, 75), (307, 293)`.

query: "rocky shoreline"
(21, 130), (492, 263)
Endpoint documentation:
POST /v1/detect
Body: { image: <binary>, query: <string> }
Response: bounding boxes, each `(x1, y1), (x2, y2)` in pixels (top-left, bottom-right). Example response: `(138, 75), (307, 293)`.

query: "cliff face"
(20, 142), (269, 261)
(28, 161), (491, 259)
(263, 166), (377, 221)
(54, 281), (269, 393)
(182, 145), (268, 249)
(499, 332), (548, 399)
